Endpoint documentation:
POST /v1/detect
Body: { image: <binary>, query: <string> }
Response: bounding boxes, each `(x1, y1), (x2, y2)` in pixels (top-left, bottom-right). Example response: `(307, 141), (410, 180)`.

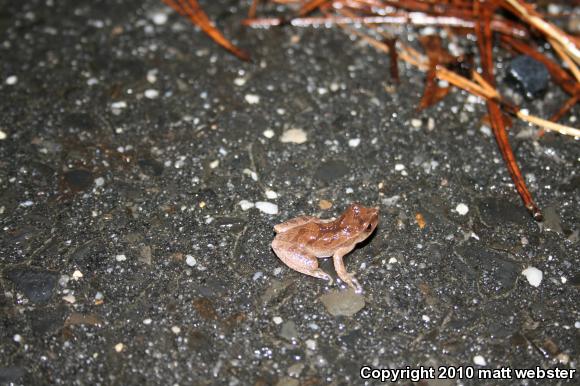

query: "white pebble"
(245, 94), (260, 104)
(62, 295), (76, 304)
(255, 201), (278, 215)
(115, 254), (127, 262)
(72, 270), (83, 280)
(234, 77), (246, 86)
(265, 190), (278, 199)
(95, 292), (104, 300)
(151, 12), (168, 25)
(94, 177), (105, 187)
(522, 266), (543, 287)
(456, 203), (469, 215)
(13, 334), (22, 343)
(171, 326), (181, 334)
(263, 129), (275, 138)
(144, 89), (159, 99)
(422, 315), (430, 322)
(143, 318), (152, 325)
(252, 271), (263, 281)
(0, 129), (7, 140)
(114, 343), (125, 352)
(305, 339), (317, 350)
(19, 200), (33, 207)
(473, 355), (487, 366)
(480, 125), (492, 137)
(388, 257), (398, 264)
(238, 200), (254, 211)
(411, 118), (422, 128)
(185, 254), (197, 267)
(280, 128), (307, 144)
(5, 75), (18, 85)
(575, 321), (580, 329)
(273, 316), (283, 325)
(345, 187), (354, 194)
(394, 163), (405, 171)
(111, 101), (127, 109)
(209, 160), (219, 169)
(348, 138), (361, 147)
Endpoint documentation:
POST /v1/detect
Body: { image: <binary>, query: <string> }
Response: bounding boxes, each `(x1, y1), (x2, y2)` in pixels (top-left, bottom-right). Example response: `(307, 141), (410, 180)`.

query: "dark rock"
(28, 305), (67, 336)
(0, 367), (25, 383)
(138, 158), (164, 177)
(315, 160), (349, 184)
(507, 55), (550, 99)
(63, 169), (94, 192)
(477, 198), (530, 227)
(4, 266), (59, 304)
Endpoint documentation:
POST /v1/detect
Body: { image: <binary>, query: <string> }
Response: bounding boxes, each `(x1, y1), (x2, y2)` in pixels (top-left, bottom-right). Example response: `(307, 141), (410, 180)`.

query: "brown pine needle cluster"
(163, 0), (579, 220)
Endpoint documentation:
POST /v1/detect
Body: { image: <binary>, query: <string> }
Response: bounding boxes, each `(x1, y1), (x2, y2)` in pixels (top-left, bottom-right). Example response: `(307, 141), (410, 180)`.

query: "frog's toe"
(314, 270), (333, 284)
(341, 274), (363, 293)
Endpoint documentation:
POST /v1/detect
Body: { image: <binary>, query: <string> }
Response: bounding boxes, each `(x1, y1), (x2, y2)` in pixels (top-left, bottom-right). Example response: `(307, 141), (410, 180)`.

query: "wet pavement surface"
(0, 1), (578, 385)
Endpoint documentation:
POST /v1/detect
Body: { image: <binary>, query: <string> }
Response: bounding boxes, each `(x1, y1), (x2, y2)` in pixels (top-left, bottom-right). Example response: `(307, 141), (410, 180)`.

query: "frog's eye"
(366, 223), (373, 231)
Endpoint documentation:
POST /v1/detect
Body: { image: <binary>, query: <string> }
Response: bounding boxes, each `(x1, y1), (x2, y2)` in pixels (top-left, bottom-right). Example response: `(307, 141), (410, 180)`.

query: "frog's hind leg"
(271, 239), (333, 284)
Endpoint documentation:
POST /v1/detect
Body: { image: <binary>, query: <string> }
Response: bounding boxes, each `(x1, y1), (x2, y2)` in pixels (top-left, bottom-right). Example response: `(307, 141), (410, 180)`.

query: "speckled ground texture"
(0, 0), (578, 385)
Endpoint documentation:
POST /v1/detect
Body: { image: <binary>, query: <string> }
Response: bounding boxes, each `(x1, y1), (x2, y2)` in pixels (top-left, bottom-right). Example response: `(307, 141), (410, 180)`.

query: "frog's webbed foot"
(272, 239), (333, 285)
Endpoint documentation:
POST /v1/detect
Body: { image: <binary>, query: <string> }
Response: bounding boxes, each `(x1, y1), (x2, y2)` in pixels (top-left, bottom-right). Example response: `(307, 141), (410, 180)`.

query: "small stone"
(171, 326), (181, 334)
(185, 254), (197, 267)
(115, 254), (127, 262)
(422, 315), (430, 322)
(319, 200), (332, 210)
(263, 129), (275, 138)
(305, 339), (317, 350)
(151, 11), (168, 25)
(111, 101), (127, 109)
(522, 266), (543, 287)
(280, 128), (307, 144)
(13, 334), (22, 343)
(394, 163), (405, 171)
(5, 75), (18, 85)
(456, 203), (469, 215)
(143, 318), (152, 325)
(273, 316), (283, 325)
(319, 289), (365, 316)
(245, 94), (260, 104)
(72, 270), (83, 280)
(144, 89), (159, 99)
(507, 55), (550, 99)
(209, 160), (219, 169)
(473, 355), (487, 366)
(265, 190), (278, 199)
(255, 201), (278, 215)
(348, 138), (361, 147)
(234, 77), (246, 86)
(411, 118), (422, 128)
(62, 295), (76, 304)
(114, 343), (125, 352)
(388, 257), (398, 264)
(0, 129), (7, 140)
(238, 200), (254, 211)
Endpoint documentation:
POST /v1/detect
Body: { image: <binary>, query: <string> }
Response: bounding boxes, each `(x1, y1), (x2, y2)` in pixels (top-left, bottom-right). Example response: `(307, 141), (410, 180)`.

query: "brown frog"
(271, 203), (379, 292)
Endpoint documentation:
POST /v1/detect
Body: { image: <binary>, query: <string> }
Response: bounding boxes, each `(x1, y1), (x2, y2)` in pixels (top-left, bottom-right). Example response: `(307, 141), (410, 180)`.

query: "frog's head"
(345, 203), (379, 236)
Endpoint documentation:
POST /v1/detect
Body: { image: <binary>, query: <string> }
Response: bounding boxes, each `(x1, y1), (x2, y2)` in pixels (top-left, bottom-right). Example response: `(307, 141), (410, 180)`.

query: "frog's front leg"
(332, 246), (363, 293)
(271, 239), (333, 284)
